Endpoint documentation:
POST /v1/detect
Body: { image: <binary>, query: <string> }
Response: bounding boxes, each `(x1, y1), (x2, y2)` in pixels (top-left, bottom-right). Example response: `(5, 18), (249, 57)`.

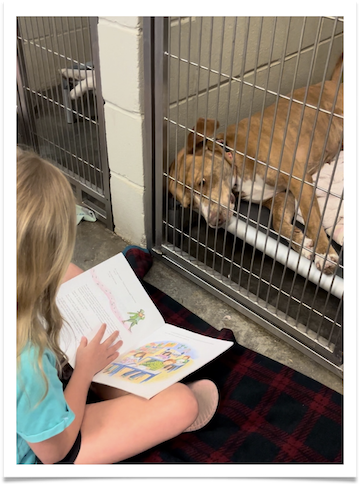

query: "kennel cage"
(16, 17), (113, 228)
(146, 17), (344, 376)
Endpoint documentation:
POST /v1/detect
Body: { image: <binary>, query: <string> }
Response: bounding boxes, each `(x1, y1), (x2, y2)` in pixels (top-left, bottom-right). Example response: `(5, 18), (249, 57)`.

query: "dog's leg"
(68, 74), (95, 100)
(60, 68), (96, 100)
(288, 170), (339, 275)
(60, 67), (88, 81)
(264, 193), (314, 259)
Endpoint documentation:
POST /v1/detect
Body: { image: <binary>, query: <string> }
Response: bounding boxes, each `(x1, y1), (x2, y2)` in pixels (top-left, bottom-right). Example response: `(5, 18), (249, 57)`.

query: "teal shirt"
(17, 346), (75, 464)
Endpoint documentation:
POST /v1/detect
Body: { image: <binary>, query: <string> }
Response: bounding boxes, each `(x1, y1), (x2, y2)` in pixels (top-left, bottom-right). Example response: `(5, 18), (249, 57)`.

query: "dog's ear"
(168, 158), (191, 208)
(205, 135), (236, 167)
(187, 118), (219, 154)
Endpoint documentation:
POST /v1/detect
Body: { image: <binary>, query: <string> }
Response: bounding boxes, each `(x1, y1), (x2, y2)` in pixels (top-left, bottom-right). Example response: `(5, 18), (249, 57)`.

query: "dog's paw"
(314, 252), (339, 275)
(300, 237), (314, 259)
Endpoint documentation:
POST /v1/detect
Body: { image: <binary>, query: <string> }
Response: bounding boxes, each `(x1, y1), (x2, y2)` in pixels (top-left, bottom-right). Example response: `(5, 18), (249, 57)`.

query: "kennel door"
(17, 17), (113, 228)
(148, 17), (343, 377)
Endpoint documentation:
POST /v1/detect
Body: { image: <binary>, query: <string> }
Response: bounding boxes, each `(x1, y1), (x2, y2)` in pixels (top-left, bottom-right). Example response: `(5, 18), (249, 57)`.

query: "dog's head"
(168, 118), (237, 228)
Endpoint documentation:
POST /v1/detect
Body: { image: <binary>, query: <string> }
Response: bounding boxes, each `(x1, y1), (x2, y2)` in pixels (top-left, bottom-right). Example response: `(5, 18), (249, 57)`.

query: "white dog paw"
(300, 237), (314, 259)
(314, 252), (339, 275)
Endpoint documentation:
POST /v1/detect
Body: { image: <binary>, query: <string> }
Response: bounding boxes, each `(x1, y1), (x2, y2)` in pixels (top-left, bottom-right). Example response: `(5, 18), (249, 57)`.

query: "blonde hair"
(17, 148), (77, 398)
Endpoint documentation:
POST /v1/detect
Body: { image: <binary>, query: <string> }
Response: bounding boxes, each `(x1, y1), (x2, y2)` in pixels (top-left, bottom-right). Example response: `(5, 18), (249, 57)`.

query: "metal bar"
(164, 19), (171, 248)
(64, 16), (87, 182)
(86, 19), (101, 186)
(255, 17), (292, 302)
(89, 17), (113, 229)
(153, 17), (166, 250)
(204, 17), (225, 266)
(186, 17), (203, 257)
(24, 21), (45, 150)
(59, 16), (80, 175)
(48, 17), (72, 172)
(237, 17), (264, 290)
(49, 17), (76, 178)
(208, 17), (226, 272)
(171, 17), (182, 252)
(180, 18), (193, 256)
(27, 17), (51, 151)
(245, 17), (278, 296)
(227, 17), (251, 282)
(218, 17), (239, 279)
(80, 17), (99, 191)
(143, 17), (156, 248)
(195, 17), (214, 264)
(16, 85), (28, 144)
(187, 17), (205, 259)
(71, 17), (92, 185)
(177, 17), (188, 257)
(16, 20), (39, 149)
(36, 17), (61, 163)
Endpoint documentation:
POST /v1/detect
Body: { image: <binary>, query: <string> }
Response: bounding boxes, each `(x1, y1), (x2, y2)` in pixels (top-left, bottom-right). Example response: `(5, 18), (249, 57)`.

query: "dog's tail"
(331, 53), (343, 83)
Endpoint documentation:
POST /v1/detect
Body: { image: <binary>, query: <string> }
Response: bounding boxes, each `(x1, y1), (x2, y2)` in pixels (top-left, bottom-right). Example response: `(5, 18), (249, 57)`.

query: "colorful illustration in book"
(102, 341), (197, 384)
(124, 309), (145, 331)
(91, 269), (147, 334)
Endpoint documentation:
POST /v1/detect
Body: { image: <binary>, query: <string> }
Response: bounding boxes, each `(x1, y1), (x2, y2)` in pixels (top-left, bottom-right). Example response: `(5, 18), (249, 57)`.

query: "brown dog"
(168, 57), (343, 275)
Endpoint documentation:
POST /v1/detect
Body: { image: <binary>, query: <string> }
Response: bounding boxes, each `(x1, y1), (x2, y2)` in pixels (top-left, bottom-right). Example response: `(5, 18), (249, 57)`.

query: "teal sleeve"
(17, 347), (75, 444)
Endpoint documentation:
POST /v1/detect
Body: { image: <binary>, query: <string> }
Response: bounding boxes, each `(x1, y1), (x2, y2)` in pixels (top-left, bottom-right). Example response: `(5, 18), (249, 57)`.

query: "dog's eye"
(198, 178), (206, 187)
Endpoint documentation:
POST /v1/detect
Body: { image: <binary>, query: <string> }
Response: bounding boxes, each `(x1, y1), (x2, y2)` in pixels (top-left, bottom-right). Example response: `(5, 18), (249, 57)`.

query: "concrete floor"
(72, 219), (343, 395)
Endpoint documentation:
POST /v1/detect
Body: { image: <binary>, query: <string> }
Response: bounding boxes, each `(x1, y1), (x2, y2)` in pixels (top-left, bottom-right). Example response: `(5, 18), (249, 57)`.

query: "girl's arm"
(28, 325), (122, 464)
(62, 262), (83, 283)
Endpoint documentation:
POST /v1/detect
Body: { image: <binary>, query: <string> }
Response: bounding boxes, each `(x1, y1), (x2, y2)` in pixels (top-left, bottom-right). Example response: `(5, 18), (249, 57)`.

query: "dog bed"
(118, 246), (342, 464)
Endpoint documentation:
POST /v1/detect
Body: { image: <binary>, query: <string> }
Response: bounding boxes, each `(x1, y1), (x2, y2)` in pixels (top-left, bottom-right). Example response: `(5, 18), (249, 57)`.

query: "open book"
(57, 253), (233, 399)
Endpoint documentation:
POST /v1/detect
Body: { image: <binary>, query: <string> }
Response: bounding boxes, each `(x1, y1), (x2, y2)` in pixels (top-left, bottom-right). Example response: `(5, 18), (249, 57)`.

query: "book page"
(57, 253), (165, 367)
(92, 323), (233, 399)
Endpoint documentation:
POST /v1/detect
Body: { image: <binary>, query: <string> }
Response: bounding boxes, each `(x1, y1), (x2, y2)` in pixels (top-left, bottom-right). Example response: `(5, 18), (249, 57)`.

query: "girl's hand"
(74, 324), (123, 380)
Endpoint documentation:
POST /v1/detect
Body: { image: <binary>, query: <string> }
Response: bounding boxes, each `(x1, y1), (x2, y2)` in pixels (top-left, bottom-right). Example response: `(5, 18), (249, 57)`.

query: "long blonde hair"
(17, 148), (77, 396)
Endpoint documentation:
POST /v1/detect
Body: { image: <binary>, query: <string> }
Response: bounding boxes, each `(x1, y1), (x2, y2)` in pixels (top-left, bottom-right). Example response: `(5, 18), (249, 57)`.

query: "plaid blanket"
(121, 247), (343, 463)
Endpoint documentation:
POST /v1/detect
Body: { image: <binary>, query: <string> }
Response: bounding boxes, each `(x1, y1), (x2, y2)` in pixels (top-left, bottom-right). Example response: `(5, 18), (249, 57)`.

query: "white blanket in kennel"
(296, 151), (344, 246)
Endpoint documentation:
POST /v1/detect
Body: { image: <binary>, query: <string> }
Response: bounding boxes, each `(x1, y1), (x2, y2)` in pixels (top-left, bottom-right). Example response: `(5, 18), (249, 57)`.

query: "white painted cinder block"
(104, 103), (144, 186)
(98, 16), (146, 246)
(110, 174), (146, 246)
(101, 17), (139, 29)
(98, 19), (140, 113)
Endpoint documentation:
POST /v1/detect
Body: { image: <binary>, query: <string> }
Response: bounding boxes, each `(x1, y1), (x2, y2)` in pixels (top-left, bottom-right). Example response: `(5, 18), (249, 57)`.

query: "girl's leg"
(74, 382), (199, 464)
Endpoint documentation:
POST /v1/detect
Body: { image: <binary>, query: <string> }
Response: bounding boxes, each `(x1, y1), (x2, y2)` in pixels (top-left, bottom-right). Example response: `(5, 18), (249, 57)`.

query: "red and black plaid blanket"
(120, 246), (343, 464)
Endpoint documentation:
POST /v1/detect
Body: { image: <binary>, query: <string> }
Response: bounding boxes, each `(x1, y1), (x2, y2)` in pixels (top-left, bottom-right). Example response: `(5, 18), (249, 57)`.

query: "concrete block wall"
(97, 16), (146, 246)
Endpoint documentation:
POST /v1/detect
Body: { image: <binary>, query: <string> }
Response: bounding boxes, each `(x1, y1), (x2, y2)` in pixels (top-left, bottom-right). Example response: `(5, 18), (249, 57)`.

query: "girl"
(16, 148), (219, 465)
